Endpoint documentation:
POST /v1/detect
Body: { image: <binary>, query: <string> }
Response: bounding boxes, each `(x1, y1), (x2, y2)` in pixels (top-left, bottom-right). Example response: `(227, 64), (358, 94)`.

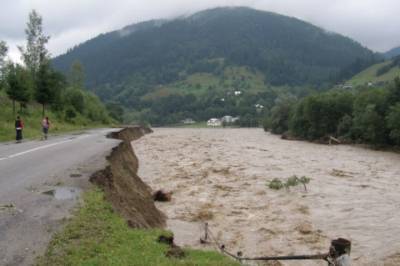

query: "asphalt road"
(0, 129), (120, 266)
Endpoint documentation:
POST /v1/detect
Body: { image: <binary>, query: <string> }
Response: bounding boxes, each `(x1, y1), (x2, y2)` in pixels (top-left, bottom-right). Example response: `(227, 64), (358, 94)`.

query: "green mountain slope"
(53, 7), (378, 99)
(52, 7), (381, 125)
(349, 57), (400, 86)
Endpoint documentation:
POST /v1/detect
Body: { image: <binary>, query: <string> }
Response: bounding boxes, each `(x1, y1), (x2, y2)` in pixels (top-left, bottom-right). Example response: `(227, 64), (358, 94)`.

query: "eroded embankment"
(90, 126), (165, 228)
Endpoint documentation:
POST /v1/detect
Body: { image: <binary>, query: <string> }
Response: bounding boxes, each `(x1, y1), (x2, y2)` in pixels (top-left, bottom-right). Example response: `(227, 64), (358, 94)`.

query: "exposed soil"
(135, 128), (400, 266)
(91, 127), (165, 228)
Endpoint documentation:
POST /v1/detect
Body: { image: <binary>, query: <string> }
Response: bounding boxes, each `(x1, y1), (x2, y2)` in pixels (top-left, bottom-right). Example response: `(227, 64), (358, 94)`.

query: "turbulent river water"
(135, 128), (400, 266)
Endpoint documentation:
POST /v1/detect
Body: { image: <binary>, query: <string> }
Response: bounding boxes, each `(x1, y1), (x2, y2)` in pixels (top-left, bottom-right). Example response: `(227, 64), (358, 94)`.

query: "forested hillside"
(52, 7), (380, 125)
(349, 56), (400, 86)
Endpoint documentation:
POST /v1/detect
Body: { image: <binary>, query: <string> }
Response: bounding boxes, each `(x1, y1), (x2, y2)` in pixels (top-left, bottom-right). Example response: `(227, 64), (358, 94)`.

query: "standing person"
(15, 116), (24, 143)
(42, 116), (50, 140)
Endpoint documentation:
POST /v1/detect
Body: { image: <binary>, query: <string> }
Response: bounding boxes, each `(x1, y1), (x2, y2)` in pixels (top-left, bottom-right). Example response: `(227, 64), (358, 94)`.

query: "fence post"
(329, 238), (351, 266)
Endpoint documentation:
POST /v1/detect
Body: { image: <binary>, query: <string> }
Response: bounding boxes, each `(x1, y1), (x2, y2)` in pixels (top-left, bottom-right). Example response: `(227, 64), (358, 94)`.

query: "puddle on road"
(42, 187), (81, 200)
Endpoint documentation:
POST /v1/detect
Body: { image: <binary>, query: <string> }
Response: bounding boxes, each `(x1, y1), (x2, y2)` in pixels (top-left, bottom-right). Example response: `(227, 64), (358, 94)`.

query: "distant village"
(179, 89), (266, 127)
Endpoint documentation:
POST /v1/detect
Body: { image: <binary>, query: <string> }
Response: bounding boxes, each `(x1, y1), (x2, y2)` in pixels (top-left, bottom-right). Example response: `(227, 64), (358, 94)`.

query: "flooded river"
(135, 128), (400, 265)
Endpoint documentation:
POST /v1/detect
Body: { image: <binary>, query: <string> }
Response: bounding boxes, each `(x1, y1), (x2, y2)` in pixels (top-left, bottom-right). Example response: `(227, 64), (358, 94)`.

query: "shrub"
(268, 178), (284, 190)
(268, 175), (311, 191)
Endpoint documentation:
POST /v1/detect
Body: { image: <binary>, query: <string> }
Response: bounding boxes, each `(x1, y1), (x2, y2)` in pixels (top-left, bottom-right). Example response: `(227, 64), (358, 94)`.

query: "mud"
(136, 128), (400, 266)
(90, 127), (165, 228)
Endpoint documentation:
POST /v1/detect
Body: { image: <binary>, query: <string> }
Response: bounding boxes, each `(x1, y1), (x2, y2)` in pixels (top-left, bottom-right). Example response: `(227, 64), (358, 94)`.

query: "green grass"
(141, 65), (268, 100)
(349, 60), (400, 86)
(36, 189), (239, 266)
(0, 91), (107, 142)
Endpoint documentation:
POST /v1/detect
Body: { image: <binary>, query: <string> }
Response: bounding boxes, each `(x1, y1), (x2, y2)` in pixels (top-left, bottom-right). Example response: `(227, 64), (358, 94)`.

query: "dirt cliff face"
(91, 127), (165, 228)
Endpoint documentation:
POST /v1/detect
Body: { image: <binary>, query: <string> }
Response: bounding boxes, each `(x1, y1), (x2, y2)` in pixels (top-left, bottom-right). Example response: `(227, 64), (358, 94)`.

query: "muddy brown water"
(135, 128), (400, 266)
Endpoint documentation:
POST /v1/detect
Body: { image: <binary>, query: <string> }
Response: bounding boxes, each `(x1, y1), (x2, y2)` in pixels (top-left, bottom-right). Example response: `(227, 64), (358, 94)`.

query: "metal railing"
(200, 222), (351, 266)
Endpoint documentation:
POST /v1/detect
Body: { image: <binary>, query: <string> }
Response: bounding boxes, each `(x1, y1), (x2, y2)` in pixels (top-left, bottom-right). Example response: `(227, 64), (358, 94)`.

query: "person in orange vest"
(15, 116), (24, 143)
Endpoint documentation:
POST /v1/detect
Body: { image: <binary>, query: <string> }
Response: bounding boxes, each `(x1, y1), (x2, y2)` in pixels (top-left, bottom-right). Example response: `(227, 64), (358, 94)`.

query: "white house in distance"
(221, 115), (239, 123)
(207, 118), (222, 127)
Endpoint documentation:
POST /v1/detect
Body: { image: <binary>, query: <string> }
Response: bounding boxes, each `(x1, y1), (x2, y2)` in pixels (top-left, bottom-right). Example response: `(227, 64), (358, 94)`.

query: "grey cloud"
(1, 0), (399, 62)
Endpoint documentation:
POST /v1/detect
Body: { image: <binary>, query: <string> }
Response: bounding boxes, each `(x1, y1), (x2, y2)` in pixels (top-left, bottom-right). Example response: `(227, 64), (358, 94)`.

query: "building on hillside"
(207, 118), (222, 127)
(342, 84), (353, 89)
(181, 118), (196, 124)
(222, 116), (234, 123)
(221, 116), (240, 125)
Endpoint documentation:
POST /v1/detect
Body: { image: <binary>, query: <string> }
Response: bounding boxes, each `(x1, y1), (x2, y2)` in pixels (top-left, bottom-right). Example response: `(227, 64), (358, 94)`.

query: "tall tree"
(5, 63), (32, 115)
(35, 62), (64, 115)
(18, 10), (50, 77)
(0, 40), (7, 69)
(68, 60), (85, 89)
(0, 40), (8, 90)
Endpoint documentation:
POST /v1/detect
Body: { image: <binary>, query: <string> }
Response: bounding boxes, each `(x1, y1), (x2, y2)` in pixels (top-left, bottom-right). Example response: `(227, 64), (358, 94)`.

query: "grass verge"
(36, 189), (239, 266)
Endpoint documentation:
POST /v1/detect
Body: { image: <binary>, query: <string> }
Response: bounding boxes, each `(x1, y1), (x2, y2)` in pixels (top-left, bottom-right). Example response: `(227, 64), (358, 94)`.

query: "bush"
(64, 88), (85, 114)
(289, 91), (354, 140)
(265, 96), (296, 134)
(268, 178), (284, 190)
(65, 107), (77, 122)
(268, 175), (310, 191)
(337, 114), (353, 138)
(386, 103), (400, 145)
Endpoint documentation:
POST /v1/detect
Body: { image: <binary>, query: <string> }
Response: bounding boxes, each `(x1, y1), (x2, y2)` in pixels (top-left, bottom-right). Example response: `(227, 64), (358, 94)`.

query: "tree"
(18, 10), (50, 77)
(0, 40), (8, 90)
(0, 40), (7, 69)
(106, 102), (124, 122)
(352, 104), (386, 145)
(265, 95), (296, 134)
(387, 77), (400, 106)
(289, 91), (354, 140)
(386, 103), (400, 145)
(35, 62), (64, 115)
(351, 89), (389, 145)
(64, 88), (85, 114)
(68, 60), (85, 89)
(5, 63), (32, 115)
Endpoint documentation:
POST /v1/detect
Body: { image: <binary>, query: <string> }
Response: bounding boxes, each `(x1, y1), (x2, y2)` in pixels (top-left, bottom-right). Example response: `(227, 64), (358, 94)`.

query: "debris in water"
(192, 205), (214, 221)
(0, 204), (15, 211)
(330, 169), (353, 178)
(69, 173), (82, 178)
(153, 190), (172, 202)
(296, 222), (313, 234)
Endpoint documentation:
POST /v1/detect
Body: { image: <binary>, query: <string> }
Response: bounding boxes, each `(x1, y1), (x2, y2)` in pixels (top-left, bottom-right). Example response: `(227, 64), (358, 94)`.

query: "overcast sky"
(1, 0), (400, 62)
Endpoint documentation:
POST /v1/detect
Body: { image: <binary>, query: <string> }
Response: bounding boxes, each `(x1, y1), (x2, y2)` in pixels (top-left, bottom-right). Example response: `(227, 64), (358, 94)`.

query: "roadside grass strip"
(36, 189), (239, 266)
